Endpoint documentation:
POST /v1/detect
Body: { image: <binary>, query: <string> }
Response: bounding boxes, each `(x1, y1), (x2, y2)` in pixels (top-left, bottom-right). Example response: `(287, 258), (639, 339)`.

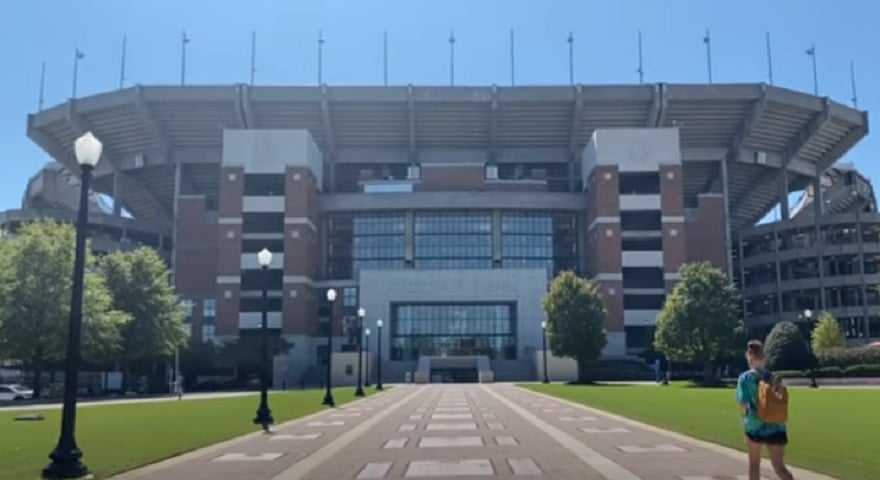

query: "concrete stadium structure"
(23, 82), (871, 384)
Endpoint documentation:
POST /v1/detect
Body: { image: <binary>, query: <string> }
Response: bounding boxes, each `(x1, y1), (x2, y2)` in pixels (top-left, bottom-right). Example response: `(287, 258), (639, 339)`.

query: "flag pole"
(509, 29), (515, 86)
(567, 31), (574, 85)
(318, 30), (325, 85)
(383, 31), (388, 86)
(449, 31), (456, 86)
(703, 29), (712, 84)
(637, 30), (644, 84)
(765, 32), (774, 85)
(38, 61), (46, 111)
(72, 48), (84, 99)
(119, 35), (127, 90)
(806, 44), (818, 95)
(850, 60), (858, 108)
(250, 31), (257, 86)
(180, 30), (189, 86)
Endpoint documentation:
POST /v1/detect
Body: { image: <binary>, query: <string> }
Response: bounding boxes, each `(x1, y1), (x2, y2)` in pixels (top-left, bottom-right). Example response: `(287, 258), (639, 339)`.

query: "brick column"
(216, 167), (244, 336)
(584, 166), (623, 335)
(660, 164), (685, 293)
(283, 167), (321, 335)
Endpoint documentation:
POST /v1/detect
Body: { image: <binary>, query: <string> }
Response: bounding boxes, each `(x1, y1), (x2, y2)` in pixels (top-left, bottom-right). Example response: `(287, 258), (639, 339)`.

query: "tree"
(811, 311), (846, 354)
(541, 270), (607, 383)
(654, 261), (744, 384)
(0, 221), (129, 397)
(764, 321), (813, 371)
(101, 248), (187, 388)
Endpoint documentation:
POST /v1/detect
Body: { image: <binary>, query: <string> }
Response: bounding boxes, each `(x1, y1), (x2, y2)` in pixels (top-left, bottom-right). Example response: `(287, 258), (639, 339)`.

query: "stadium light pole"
(376, 319), (384, 391)
(43, 132), (102, 479)
(323, 289), (337, 407)
(541, 320), (549, 384)
(253, 248), (274, 432)
(355, 307), (366, 397)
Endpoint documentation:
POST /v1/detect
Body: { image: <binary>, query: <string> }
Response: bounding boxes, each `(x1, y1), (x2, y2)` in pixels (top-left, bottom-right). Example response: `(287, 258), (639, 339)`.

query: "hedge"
(816, 346), (880, 368)
(771, 364), (880, 379)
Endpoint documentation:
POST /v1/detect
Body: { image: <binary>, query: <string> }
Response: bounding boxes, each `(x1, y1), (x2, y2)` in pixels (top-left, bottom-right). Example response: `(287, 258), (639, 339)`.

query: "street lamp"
(376, 319), (384, 391)
(364, 328), (371, 387)
(804, 309), (818, 388)
(541, 320), (549, 384)
(253, 248), (274, 432)
(323, 289), (337, 407)
(355, 307), (366, 397)
(43, 131), (101, 479)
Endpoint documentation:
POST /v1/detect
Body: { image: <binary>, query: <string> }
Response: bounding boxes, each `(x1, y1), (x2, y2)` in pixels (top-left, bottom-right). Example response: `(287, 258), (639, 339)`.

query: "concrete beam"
(407, 84), (417, 163)
(320, 86), (337, 158)
(727, 84), (768, 160)
(567, 85), (584, 157)
(815, 111), (868, 171)
(784, 97), (831, 163)
(488, 85), (498, 162)
(66, 101), (173, 221)
(134, 85), (170, 153)
(645, 83), (668, 127)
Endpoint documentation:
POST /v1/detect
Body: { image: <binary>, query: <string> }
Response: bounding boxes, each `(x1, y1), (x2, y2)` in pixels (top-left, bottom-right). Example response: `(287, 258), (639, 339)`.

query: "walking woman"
(736, 340), (794, 480)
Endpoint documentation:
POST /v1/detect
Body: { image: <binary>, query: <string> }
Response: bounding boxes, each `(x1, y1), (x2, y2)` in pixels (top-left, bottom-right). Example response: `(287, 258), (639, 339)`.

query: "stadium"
(15, 82), (874, 384)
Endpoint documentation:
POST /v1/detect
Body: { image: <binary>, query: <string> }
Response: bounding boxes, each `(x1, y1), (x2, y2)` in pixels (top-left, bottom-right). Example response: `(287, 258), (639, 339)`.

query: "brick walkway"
(111, 384), (836, 480)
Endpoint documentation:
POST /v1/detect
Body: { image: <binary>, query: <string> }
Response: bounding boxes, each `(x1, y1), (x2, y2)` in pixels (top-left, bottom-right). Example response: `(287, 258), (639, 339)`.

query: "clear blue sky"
(0, 0), (876, 211)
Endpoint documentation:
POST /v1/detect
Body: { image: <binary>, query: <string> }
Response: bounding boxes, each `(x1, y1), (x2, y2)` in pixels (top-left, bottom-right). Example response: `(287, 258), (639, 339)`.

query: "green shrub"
(842, 364), (880, 378)
(773, 370), (806, 379)
(815, 366), (843, 378)
(817, 347), (880, 368)
(764, 321), (813, 371)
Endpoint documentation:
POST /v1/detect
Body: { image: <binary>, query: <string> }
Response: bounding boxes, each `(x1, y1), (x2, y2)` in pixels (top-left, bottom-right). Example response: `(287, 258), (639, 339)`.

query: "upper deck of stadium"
(26, 83), (868, 231)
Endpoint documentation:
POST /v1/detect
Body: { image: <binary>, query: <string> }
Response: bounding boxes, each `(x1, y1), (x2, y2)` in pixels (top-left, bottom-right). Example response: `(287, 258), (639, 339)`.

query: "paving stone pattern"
(110, 385), (832, 480)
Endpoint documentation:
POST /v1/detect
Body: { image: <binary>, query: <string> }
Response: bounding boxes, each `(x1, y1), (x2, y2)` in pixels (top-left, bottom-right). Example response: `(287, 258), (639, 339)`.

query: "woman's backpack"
(756, 374), (789, 424)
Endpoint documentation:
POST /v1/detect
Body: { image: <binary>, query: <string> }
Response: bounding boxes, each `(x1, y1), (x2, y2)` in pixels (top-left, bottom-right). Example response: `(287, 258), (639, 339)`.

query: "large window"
(390, 303), (516, 361)
(326, 213), (406, 279)
(501, 212), (577, 278)
(414, 212), (492, 269)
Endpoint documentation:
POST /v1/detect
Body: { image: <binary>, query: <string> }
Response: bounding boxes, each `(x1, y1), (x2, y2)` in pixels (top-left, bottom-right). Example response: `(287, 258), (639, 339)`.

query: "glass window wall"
(414, 212), (492, 269)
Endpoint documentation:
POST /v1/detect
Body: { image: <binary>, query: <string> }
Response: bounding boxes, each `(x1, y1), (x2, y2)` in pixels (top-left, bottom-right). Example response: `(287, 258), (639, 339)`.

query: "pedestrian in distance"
(736, 340), (793, 480)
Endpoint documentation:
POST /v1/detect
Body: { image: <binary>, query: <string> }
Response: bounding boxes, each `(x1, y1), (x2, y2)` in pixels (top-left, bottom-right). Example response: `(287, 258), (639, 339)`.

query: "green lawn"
(521, 383), (879, 480)
(0, 388), (380, 480)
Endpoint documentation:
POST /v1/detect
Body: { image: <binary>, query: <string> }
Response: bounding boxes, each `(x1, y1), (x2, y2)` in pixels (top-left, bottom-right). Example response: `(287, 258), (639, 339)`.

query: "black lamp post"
(364, 328), (371, 387)
(803, 309), (818, 388)
(541, 320), (549, 384)
(376, 319), (384, 391)
(355, 307), (366, 397)
(43, 131), (102, 479)
(253, 248), (274, 432)
(322, 289), (336, 407)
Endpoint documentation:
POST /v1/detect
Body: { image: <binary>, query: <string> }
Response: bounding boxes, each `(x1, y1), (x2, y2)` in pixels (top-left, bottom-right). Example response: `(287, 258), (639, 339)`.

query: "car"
(0, 384), (34, 401)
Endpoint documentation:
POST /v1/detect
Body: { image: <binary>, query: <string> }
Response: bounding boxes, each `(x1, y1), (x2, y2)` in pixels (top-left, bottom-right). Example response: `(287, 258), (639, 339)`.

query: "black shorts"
(746, 431), (788, 445)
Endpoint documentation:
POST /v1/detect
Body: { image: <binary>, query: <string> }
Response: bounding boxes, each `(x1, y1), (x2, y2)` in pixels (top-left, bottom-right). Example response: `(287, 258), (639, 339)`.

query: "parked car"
(0, 384), (34, 401)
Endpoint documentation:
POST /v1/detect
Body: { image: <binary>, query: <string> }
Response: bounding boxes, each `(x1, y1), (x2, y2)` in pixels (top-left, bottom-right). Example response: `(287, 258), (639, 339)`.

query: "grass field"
(0, 388), (379, 480)
(522, 383), (879, 480)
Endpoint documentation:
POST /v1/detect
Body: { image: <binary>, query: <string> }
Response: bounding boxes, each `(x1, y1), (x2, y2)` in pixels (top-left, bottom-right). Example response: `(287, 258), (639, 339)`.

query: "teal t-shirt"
(736, 369), (787, 436)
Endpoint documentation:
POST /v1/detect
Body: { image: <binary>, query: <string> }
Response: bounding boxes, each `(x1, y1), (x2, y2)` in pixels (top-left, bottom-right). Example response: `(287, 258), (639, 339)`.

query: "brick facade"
(282, 167), (321, 335)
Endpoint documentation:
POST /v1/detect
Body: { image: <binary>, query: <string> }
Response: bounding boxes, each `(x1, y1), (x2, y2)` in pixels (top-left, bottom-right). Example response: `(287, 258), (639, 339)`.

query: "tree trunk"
(31, 360), (43, 399)
(576, 359), (589, 384)
(703, 361), (715, 385)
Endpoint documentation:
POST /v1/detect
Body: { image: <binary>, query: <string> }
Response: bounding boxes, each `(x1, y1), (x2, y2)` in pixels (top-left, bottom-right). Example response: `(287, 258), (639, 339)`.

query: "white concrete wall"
(532, 350), (578, 382)
(242, 196), (285, 212)
(619, 194), (661, 211)
(603, 332), (627, 358)
(240, 252), (284, 269)
(330, 351), (375, 387)
(621, 251), (664, 267)
(624, 310), (661, 326)
(222, 129), (324, 187)
(581, 127), (681, 183)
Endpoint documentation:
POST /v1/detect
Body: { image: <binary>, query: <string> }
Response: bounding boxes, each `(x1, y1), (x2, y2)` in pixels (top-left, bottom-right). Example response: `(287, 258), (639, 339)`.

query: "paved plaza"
(111, 384), (834, 480)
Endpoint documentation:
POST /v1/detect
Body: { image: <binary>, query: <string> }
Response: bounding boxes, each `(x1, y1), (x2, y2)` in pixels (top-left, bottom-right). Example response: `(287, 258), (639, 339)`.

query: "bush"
(764, 321), (813, 371)
(817, 347), (880, 368)
(842, 364), (880, 378)
(815, 366), (843, 378)
(773, 370), (806, 379)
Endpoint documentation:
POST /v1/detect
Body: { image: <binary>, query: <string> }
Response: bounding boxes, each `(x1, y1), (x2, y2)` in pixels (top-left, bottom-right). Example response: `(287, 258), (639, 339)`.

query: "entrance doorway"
(430, 367), (478, 383)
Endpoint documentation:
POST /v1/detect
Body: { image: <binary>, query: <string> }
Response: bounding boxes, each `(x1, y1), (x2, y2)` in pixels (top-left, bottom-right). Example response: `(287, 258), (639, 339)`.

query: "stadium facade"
(21, 83), (872, 384)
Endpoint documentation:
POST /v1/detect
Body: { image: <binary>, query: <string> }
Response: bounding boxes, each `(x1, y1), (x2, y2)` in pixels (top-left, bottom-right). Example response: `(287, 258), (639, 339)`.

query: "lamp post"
(355, 307), (366, 397)
(43, 132), (102, 479)
(364, 328), (371, 387)
(322, 289), (337, 407)
(804, 309), (818, 388)
(541, 320), (549, 384)
(376, 319), (384, 391)
(253, 248), (274, 432)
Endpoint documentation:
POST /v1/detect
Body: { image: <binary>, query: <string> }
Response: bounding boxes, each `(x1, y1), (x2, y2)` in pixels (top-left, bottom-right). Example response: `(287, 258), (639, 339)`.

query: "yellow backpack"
(756, 376), (789, 424)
